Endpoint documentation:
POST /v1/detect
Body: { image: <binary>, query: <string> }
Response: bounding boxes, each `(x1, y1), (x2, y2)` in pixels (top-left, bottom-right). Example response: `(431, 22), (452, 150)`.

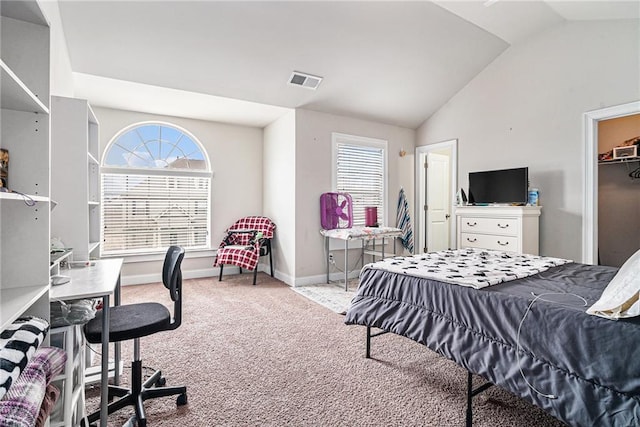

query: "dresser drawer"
(459, 216), (518, 236)
(460, 233), (519, 252)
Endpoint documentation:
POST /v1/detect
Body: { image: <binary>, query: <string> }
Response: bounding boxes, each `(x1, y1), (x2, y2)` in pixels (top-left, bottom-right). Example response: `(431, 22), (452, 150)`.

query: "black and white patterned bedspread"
(364, 248), (571, 289)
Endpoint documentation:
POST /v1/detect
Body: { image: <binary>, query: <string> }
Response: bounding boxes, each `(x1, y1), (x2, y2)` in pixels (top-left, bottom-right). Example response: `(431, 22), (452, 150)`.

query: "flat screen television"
(468, 167), (529, 205)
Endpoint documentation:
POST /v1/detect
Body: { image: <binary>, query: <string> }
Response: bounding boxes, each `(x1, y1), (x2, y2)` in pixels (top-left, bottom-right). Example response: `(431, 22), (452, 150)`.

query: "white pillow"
(587, 248), (640, 320)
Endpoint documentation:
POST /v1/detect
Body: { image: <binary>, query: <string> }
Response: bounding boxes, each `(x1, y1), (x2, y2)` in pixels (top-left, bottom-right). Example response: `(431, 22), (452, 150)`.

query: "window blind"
(335, 143), (385, 226)
(101, 173), (210, 255)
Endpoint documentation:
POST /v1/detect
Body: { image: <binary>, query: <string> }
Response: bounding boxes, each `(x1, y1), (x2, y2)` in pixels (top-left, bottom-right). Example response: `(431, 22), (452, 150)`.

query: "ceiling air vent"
(288, 71), (323, 90)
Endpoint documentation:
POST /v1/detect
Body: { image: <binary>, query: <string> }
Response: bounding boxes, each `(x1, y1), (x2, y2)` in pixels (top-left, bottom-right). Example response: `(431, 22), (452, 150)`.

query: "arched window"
(101, 122), (212, 255)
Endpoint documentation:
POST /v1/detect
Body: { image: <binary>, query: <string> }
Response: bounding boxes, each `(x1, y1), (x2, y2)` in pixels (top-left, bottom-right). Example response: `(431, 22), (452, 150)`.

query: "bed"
(344, 249), (640, 427)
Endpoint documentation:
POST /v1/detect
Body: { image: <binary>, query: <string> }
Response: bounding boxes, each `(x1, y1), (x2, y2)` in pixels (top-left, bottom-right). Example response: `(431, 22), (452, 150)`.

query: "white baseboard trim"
(121, 264), (359, 288)
(122, 264), (272, 286)
(122, 267), (229, 286)
(291, 270), (360, 287)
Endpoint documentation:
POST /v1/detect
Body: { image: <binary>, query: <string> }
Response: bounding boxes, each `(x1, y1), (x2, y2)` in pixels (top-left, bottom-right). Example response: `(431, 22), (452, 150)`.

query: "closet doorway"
(597, 114), (640, 267)
(584, 101), (640, 265)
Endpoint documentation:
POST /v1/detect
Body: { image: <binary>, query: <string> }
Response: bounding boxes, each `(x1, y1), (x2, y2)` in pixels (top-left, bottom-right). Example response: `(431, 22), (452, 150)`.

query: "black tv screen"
(468, 167), (529, 205)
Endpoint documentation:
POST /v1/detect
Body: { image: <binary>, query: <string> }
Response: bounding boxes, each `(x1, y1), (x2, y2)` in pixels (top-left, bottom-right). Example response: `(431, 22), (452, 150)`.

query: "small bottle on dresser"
(528, 188), (539, 206)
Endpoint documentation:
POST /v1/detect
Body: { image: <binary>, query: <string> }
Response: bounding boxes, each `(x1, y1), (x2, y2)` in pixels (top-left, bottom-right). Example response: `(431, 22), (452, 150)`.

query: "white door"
(426, 152), (450, 252)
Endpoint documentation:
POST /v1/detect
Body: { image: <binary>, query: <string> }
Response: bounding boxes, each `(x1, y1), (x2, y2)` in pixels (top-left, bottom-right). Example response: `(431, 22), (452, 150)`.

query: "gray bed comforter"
(345, 262), (640, 427)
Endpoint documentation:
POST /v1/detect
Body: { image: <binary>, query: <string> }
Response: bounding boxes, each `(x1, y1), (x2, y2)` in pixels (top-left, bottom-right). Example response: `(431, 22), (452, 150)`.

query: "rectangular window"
(332, 133), (387, 226)
(101, 173), (210, 255)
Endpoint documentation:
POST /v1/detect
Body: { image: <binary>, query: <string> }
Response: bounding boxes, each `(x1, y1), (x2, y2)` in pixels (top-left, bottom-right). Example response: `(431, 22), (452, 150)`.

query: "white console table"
(455, 205), (541, 255)
(321, 226), (402, 291)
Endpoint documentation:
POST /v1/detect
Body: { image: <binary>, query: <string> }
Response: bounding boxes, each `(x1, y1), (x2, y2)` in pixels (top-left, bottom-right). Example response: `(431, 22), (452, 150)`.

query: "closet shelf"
(598, 156), (640, 165)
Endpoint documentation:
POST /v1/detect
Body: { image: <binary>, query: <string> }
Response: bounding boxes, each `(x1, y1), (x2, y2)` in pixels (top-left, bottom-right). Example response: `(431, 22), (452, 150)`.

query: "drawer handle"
(497, 223), (509, 229)
(466, 237), (477, 242)
(466, 221), (477, 227)
(497, 241), (509, 246)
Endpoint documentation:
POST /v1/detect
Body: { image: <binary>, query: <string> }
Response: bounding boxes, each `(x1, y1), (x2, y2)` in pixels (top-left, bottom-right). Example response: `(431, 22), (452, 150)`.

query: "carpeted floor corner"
(84, 273), (565, 427)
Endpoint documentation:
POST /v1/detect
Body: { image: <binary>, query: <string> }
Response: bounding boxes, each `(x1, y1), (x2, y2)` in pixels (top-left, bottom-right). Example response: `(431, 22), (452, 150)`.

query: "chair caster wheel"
(177, 392), (188, 406)
(155, 376), (166, 387)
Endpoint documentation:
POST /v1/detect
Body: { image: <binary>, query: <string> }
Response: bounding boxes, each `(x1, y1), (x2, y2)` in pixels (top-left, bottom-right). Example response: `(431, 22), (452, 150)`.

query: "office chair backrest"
(163, 245), (185, 330)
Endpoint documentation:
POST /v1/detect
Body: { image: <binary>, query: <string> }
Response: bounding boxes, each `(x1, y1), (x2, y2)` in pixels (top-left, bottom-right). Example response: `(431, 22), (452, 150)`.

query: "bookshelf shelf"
(1, 60), (48, 114)
(0, 285), (50, 331)
(0, 191), (48, 202)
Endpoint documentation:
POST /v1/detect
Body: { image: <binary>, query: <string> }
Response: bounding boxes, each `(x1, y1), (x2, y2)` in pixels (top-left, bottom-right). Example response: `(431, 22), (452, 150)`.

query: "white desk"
(320, 226), (402, 291)
(50, 258), (123, 427)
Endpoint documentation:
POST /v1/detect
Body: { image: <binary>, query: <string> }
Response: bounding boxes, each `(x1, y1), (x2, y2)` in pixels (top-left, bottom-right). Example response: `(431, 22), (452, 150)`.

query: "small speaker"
(458, 188), (467, 205)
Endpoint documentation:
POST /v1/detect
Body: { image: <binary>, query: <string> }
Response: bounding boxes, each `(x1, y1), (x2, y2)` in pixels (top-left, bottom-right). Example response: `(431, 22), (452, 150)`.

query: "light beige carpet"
(84, 273), (565, 427)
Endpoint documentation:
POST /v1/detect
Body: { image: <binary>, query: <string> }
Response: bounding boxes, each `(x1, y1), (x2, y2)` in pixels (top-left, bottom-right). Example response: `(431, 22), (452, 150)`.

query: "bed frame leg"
(364, 326), (389, 359)
(466, 371), (474, 427)
(465, 371), (494, 427)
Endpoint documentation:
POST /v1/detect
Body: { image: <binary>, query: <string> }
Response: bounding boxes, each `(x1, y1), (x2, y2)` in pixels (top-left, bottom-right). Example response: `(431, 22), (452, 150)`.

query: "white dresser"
(455, 206), (541, 255)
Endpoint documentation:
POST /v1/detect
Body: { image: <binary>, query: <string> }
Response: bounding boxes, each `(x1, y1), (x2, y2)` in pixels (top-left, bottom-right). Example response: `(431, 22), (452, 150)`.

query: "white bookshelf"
(0, 0), (51, 332)
(51, 96), (101, 261)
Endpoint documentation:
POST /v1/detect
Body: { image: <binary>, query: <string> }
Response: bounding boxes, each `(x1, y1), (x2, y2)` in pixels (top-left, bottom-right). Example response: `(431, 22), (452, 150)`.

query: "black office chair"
(83, 246), (187, 427)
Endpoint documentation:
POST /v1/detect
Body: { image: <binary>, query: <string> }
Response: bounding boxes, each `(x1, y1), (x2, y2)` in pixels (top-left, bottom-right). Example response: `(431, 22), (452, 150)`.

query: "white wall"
(417, 20), (640, 262)
(263, 111), (296, 283)
(294, 109), (415, 284)
(93, 106), (264, 283)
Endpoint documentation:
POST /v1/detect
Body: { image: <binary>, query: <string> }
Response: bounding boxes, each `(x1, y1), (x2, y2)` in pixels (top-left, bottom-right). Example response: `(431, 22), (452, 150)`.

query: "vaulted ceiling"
(57, 1), (638, 128)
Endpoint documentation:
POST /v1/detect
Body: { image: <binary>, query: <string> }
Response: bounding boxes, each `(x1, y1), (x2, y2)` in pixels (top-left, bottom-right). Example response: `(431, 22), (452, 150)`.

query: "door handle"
(445, 214), (450, 220)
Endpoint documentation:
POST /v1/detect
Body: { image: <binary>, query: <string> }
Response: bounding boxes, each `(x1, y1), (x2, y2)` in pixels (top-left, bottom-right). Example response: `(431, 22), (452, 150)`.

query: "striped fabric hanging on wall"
(396, 187), (414, 254)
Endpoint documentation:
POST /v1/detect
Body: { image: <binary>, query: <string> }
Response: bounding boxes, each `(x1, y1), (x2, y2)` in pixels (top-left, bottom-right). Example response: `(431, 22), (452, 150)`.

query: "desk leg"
(370, 240), (373, 262)
(100, 295), (109, 427)
(325, 237), (330, 284)
(381, 238), (386, 259)
(114, 274), (121, 386)
(344, 239), (348, 291)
